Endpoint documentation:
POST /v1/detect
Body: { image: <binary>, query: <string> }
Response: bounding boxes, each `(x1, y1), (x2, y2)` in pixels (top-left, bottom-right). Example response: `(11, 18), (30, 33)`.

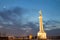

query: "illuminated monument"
(37, 10), (47, 39)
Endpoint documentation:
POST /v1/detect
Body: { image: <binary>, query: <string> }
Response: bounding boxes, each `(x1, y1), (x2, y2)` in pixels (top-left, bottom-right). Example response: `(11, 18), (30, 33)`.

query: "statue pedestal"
(37, 32), (47, 39)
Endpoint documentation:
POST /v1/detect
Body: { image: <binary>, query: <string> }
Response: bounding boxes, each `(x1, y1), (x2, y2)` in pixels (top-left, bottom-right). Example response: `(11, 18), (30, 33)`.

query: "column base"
(37, 32), (47, 39)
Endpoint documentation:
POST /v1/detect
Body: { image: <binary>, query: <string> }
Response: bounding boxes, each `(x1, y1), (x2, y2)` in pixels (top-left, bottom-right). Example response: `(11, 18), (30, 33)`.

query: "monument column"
(37, 10), (47, 39)
(39, 10), (44, 33)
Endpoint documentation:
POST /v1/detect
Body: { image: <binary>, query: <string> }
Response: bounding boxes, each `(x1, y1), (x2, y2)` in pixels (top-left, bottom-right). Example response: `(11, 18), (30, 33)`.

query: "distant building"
(8, 36), (15, 40)
(29, 34), (32, 39)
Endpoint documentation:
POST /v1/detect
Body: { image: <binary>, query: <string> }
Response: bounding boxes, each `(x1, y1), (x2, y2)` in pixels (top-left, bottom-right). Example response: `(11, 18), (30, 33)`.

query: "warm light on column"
(37, 10), (47, 39)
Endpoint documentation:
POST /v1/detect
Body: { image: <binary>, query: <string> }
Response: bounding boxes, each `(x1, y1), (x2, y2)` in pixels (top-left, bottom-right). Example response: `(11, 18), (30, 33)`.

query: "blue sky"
(0, 0), (60, 36)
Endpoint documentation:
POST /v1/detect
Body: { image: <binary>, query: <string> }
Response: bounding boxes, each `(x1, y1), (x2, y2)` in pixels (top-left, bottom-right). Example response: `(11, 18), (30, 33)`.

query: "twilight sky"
(0, 0), (60, 36)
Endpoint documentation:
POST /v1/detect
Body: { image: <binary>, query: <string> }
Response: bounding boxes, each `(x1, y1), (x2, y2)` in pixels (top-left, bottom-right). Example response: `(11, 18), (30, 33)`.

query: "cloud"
(0, 7), (27, 26)
(44, 20), (60, 30)
(21, 27), (32, 30)
(0, 7), (23, 20)
(2, 21), (38, 36)
(0, 26), (3, 28)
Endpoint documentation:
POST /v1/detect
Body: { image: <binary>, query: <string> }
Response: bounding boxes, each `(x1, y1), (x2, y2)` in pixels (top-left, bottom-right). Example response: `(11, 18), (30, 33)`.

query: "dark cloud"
(22, 22), (39, 35)
(0, 10), (12, 21)
(43, 20), (60, 31)
(23, 22), (38, 30)
(0, 7), (23, 18)
(46, 28), (60, 36)
(44, 20), (60, 26)
(0, 21), (39, 36)
(13, 7), (23, 15)
(0, 7), (27, 25)
(0, 6), (32, 30)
